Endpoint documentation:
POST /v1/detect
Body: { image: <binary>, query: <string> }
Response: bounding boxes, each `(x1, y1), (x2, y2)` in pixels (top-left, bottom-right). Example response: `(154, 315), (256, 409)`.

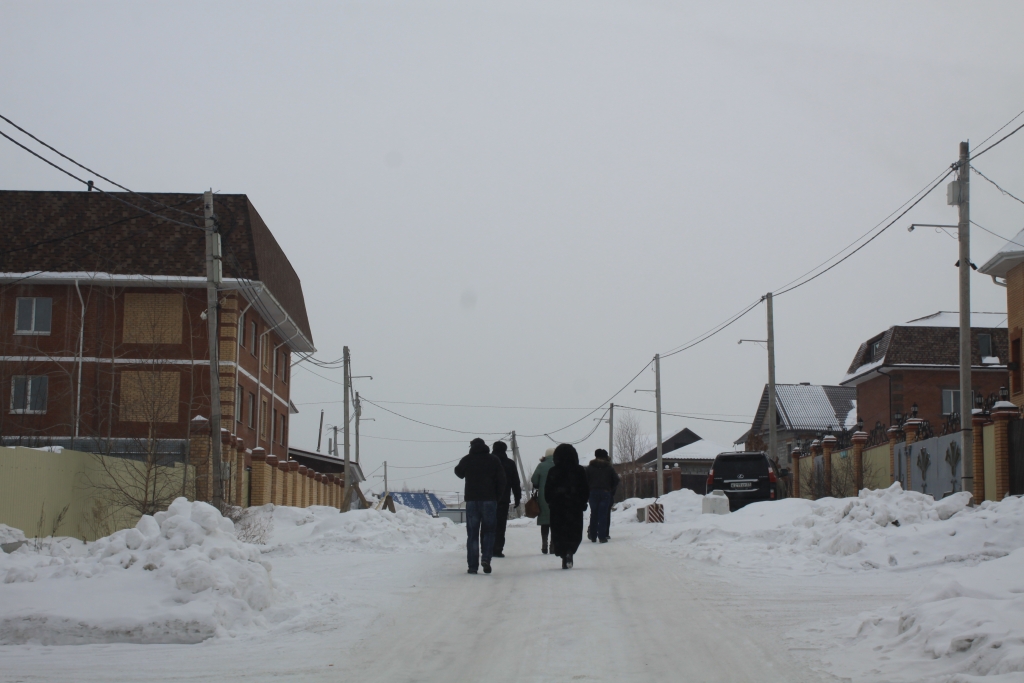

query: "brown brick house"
(0, 190), (314, 466)
(979, 232), (1024, 409)
(840, 312), (1008, 435)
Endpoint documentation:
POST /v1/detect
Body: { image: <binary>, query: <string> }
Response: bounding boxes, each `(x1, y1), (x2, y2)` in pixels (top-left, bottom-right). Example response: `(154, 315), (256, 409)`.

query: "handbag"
(524, 492), (541, 519)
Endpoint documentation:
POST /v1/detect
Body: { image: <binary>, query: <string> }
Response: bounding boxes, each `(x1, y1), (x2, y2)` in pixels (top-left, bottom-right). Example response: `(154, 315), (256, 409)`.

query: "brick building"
(840, 312), (1008, 435)
(0, 190), (314, 469)
(979, 232), (1024, 410)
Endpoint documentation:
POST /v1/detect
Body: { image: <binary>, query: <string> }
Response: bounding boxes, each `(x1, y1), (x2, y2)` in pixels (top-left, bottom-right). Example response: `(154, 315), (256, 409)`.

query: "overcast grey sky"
(3, 1), (1024, 493)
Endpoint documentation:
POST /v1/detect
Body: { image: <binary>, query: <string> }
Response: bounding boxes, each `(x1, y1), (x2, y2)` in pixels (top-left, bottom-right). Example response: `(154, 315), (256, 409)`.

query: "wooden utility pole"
(655, 354), (663, 497)
(343, 346), (351, 511)
(608, 403), (614, 462)
(766, 293), (777, 465)
(204, 190), (224, 507)
(955, 141), (974, 492)
(384, 460), (388, 493)
(511, 431), (529, 497)
(355, 391), (361, 467)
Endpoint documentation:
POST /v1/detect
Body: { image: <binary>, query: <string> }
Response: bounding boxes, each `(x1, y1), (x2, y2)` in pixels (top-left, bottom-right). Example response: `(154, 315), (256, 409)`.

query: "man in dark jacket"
(491, 441), (522, 558)
(454, 438), (506, 574)
(586, 449), (619, 543)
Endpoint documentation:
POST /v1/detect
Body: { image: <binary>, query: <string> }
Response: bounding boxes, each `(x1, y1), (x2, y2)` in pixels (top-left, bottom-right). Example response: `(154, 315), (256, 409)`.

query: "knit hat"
(492, 441), (508, 454)
(595, 448), (609, 460)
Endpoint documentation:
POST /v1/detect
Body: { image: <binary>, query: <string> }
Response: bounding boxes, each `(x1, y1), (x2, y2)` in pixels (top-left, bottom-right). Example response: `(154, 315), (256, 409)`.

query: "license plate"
(731, 482), (752, 489)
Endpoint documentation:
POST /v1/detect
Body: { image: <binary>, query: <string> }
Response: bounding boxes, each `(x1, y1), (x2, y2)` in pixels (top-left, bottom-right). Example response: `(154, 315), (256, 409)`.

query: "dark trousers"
(466, 500), (497, 571)
(493, 501), (509, 554)
(588, 490), (613, 541)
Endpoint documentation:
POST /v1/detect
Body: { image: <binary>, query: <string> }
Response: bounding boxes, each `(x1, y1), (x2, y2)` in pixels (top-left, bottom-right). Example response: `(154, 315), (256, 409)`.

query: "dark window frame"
(14, 297), (52, 335)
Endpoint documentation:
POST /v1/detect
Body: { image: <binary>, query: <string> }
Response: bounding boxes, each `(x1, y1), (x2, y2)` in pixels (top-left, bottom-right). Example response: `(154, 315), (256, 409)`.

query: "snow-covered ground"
(1, 486), (1022, 682)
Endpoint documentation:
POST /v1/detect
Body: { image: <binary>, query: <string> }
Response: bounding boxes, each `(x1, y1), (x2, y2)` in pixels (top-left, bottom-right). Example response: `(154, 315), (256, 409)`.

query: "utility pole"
(608, 403), (614, 462)
(766, 293), (777, 465)
(317, 409), (324, 452)
(204, 190), (224, 508)
(511, 431), (529, 497)
(655, 354), (663, 497)
(355, 391), (361, 467)
(384, 460), (388, 493)
(343, 346), (351, 511)
(954, 141), (974, 492)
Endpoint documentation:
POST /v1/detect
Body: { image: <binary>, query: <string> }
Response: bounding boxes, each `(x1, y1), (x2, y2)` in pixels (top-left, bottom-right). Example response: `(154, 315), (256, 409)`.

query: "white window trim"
(14, 297), (52, 336)
(10, 375), (47, 414)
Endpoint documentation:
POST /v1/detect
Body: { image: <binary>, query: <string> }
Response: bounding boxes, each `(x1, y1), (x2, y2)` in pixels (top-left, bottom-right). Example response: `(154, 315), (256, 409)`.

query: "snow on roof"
(662, 439), (732, 460)
(903, 311), (1007, 328)
(979, 227), (1024, 277)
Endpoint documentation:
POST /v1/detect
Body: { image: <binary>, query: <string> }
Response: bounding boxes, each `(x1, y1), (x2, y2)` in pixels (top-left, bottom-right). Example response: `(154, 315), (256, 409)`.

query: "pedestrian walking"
(491, 441), (522, 558)
(531, 449), (555, 554)
(586, 448), (619, 543)
(544, 443), (590, 569)
(454, 438), (506, 575)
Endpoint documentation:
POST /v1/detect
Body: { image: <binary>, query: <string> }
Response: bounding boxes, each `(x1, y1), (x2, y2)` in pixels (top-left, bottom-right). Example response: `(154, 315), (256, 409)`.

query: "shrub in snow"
(0, 498), (286, 645)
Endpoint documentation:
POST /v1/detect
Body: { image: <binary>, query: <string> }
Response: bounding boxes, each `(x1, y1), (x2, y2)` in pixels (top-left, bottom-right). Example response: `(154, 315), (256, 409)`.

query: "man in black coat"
(544, 443), (590, 569)
(586, 448), (620, 543)
(454, 438), (506, 574)
(491, 441), (522, 558)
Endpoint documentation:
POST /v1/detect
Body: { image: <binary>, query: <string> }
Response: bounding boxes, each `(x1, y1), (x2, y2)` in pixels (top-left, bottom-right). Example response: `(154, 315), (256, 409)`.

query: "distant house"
(979, 236), (1024, 409)
(840, 312), (1008, 436)
(642, 438), (732, 495)
(288, 446), (365, 485)
(737, 383), (857, 465)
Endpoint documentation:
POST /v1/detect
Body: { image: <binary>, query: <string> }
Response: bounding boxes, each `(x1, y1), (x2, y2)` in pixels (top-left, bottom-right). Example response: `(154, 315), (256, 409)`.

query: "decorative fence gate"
(894, 433), (964, 498)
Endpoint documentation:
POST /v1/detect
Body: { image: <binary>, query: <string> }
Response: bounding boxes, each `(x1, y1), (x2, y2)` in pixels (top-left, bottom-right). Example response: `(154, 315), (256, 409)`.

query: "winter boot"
(541, 540), (548, 554)
(482, 561), (492, 574)
(467, 568), (478, 574)
(565, 554), (574, 569)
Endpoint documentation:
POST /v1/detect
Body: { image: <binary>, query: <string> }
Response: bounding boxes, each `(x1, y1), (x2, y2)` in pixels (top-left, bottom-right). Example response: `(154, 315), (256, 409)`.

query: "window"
(236, 385), (244, 423)
(260, 337), (269, 370)
(247, 392), (256, 428)
(260, 398), (269, 439)
(273, 349), (279, 377)
(942, 389), (979, 415)
(15, 298), (52, 335)
(239, 315), (246, 349)
(250, 322), (257, 354)
(272, 408), (279, 443)
(279, 414), (286, 445)
(979, 333), (993, 359)
(11, 376), (48, 413)
(282, 351), (289, 383)
(869, 337), (883, 361)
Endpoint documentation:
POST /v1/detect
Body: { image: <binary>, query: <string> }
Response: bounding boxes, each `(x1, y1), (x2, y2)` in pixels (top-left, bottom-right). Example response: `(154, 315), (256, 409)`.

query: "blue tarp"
(389, 492), (447, 515)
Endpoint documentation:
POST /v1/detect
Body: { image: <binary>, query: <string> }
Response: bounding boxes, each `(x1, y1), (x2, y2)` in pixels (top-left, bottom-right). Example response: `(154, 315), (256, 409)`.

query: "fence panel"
(895, 433), (964, 498)
(862, 443), (891, 489)
(1009, 419), (1024, 496)
(984, 423), (997, 502)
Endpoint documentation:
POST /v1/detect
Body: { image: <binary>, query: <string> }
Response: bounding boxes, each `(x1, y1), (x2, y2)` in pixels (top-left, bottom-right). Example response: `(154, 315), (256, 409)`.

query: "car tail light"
(768, 467), (777, 484)
(706, 469), (714, 488)
(771, 489), (776, 499)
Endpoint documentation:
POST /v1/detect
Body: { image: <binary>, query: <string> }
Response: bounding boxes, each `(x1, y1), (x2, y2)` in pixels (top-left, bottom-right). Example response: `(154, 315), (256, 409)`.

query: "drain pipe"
(73, 280), (85, 447)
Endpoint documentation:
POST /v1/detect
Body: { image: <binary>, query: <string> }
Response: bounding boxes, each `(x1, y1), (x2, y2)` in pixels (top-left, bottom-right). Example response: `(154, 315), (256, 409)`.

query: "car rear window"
(714, 455), (768, 479)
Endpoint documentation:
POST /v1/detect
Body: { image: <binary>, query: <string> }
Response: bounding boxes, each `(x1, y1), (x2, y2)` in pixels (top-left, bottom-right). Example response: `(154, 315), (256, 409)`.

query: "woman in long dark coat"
(544, 443), (590, 569)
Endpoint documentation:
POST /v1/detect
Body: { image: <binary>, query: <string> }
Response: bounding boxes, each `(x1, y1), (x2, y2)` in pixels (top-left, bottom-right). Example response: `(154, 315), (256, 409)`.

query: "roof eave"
(979, 250), (1024, 278)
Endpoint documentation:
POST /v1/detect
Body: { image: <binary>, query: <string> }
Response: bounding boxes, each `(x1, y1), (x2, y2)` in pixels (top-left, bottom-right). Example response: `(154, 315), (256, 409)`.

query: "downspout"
(991, 275), (1008, 288)
(74, 280), (85, 448)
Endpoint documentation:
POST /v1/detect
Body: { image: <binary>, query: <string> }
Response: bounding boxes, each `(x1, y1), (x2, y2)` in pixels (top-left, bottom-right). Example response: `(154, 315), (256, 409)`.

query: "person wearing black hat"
(454, 438), (506, 574)
(491, 440), (522, 558)
(586, 448), (619, 543)
(544, 443), (590, 569)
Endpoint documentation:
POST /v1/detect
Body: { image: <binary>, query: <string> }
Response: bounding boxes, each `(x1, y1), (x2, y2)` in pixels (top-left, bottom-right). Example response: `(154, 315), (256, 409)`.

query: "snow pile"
(0, 498), (286, 645)
(846, 548), (1024, 681)
(0, 524), (26, 546)
(627, 484), (1024, 573)
(268, 505), (461, 555)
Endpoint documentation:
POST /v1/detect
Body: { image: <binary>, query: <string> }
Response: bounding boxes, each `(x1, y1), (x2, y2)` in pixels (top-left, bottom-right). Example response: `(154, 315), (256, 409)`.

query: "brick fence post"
(852, 430), (868, 492)
(791, 447), (802, 499)
(822, 435), (837, 497)
(809, 439), (822, 499)
(887, 426), (901, 485)
(189, 416), (212, 502)
(992, 403), (1017, 500)
(972, 411), (987, 503)
(249, 450), (272, 506)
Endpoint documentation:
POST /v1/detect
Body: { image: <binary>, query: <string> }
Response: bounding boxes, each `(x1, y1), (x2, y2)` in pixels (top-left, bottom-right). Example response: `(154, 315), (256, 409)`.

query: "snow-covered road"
(350, 525), (825, 683)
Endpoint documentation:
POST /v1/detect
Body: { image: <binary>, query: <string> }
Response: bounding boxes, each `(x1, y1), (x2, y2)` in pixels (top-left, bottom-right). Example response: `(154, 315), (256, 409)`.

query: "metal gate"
(1008, 419), (1024, 496)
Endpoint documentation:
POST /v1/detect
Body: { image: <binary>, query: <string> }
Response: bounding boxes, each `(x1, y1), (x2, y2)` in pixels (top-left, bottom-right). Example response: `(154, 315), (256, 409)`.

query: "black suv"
(705, 452), (777, 511)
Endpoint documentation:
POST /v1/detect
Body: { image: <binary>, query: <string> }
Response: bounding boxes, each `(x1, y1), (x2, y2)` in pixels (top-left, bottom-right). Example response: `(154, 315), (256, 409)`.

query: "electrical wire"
(660, 298), (765, 359)
(298, 398), (608, 410)
(360, 434), (473, 444)
(613, 404), (751, 425)
(970, 220), (1024, 251)
(359, 397), (510, 436)
(387, 458), (462, 470)
(970, 165), (1024, 207)
(0, 114), (202, 219)
(971, 121), (1024, 162)
(976, 108), (1024, 149)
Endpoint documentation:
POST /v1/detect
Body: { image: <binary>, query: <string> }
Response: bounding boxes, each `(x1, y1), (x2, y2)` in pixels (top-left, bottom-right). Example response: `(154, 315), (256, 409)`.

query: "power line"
(970, 220), (1024, 251)
(971, 165), (1024, 207)
(359, 397), (509, 436)
(360, 434), (473, 444)
(387, 458), (462, 470)
(297, 398), (605, 410)
(971, 121), (1024, 162)
(660, 298), (764, 359)
(614, 404), (751, 425)
(976, 108), (1024, 149)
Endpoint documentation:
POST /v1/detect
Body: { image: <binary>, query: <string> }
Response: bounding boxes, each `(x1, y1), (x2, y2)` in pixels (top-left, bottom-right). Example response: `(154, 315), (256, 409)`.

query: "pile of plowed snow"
(619, 484), (1024, 573)
(267, 505), (461, 555)
(0, 498), (288, 645)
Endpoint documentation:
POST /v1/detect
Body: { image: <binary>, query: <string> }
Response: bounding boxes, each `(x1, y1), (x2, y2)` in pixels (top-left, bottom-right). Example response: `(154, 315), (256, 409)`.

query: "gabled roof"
(0, 191), (313, 351)
(636, 427), (701, 465)
(748, 383), (857, 435)
(978, 228), (1024, 278)
(659, 439), (731, 461)
(841, 312), (1008, 386)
